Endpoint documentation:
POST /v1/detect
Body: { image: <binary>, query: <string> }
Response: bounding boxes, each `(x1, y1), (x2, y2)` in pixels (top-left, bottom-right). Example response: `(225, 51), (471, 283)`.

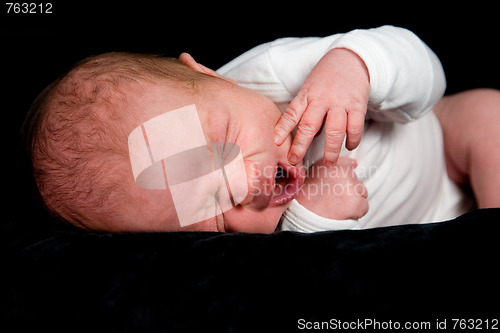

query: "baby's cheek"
(232, 160), (255, 206)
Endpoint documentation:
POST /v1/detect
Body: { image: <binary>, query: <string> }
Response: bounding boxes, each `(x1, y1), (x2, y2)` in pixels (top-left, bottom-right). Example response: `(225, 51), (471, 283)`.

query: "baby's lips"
(269, 162), (306, 207)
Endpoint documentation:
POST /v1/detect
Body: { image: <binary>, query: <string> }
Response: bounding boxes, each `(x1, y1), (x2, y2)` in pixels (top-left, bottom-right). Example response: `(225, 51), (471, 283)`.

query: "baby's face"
(121, 78), (304, 233)
(204, 82), (306, 233)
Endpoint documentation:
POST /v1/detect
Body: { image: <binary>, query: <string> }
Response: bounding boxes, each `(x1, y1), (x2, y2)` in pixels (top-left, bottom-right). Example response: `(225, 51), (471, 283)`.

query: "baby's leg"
(434, 89), (500, 208)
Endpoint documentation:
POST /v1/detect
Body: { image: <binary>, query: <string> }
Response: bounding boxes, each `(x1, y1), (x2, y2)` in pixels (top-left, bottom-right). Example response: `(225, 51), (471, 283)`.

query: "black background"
(2, 3), (499, 330)
(2, 1), (499, 223)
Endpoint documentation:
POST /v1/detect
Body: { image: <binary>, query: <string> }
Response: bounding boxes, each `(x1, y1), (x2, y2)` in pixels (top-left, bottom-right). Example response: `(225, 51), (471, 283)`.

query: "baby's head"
(24, 52), (304, 233)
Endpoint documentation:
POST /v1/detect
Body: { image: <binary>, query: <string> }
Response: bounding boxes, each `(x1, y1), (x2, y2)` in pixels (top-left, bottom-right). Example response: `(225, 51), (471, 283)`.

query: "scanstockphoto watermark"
(248, 162), (377, 199)
(297, 318), (499, 330)
(296, 179), (367, 198)
(306, 163), (378, 180)
(297, 318), (433, 330)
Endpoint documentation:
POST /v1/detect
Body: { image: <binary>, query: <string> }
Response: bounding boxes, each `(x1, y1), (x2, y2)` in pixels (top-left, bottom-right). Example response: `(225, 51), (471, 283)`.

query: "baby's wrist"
(325, 48), (370, 83)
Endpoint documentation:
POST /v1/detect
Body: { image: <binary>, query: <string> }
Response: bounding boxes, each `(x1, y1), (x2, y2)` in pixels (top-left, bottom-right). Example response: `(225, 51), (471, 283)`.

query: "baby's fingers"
(345, 109), (366, 151)
(323, 109), (347, 166)
(274, 94), (307, 146)
(287, 104), (327, 164)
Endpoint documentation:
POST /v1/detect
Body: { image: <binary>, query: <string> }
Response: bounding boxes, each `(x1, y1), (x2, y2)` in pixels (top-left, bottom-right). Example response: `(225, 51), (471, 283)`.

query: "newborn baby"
(24, 26), (500, 233)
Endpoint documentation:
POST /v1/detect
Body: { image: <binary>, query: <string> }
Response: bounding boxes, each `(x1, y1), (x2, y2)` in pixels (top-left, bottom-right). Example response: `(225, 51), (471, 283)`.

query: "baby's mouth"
(270, 163), (304, 207)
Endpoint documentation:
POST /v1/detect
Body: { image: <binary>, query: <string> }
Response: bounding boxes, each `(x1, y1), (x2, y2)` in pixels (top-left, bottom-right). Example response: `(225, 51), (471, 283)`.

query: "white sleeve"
(277, 199), (359, 233)
(217, 36), (339, 103)
(329, 26), (446, 122)
(217, 25), (446, 123)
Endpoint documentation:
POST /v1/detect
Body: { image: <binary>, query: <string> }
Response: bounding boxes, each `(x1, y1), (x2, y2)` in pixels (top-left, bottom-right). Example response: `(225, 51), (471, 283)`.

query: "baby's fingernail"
(288, 153), (299, 164)
(325, 161), (334, 168)
(274, 134), (281, 145)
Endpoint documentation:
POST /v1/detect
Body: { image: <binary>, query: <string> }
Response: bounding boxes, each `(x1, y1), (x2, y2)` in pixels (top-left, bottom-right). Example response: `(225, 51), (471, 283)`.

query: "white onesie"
(217, 26), (472, 232)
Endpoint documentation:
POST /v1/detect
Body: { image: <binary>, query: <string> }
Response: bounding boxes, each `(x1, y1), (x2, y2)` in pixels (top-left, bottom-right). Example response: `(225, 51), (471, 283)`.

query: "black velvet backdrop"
(2, 2), (499, 332)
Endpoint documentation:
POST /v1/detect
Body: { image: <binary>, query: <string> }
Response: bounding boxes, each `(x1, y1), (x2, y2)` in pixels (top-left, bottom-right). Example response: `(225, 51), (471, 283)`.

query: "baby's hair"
(23, 52), (208, 229)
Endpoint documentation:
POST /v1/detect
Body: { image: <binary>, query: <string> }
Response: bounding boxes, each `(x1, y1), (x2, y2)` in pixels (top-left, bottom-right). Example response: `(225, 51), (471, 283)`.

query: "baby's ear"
(179, 53), (236, 84)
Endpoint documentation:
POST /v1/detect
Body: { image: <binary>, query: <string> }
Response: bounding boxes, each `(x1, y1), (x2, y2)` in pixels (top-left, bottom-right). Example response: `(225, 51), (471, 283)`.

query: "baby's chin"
(221, 203), (289, 233)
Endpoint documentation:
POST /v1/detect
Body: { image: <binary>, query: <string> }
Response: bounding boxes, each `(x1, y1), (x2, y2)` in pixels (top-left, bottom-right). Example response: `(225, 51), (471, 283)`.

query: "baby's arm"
(219, 26), (445, 122)
(274, 26), (446, 165)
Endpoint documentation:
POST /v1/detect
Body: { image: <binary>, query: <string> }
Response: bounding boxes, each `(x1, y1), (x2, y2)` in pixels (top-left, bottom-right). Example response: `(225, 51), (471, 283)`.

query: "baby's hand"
(274, 48), (370, 166)
(296, 157), (368, 220)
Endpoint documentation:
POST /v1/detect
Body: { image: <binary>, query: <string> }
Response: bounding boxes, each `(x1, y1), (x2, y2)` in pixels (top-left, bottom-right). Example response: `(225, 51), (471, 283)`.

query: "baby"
(23, 26), (500, 233)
